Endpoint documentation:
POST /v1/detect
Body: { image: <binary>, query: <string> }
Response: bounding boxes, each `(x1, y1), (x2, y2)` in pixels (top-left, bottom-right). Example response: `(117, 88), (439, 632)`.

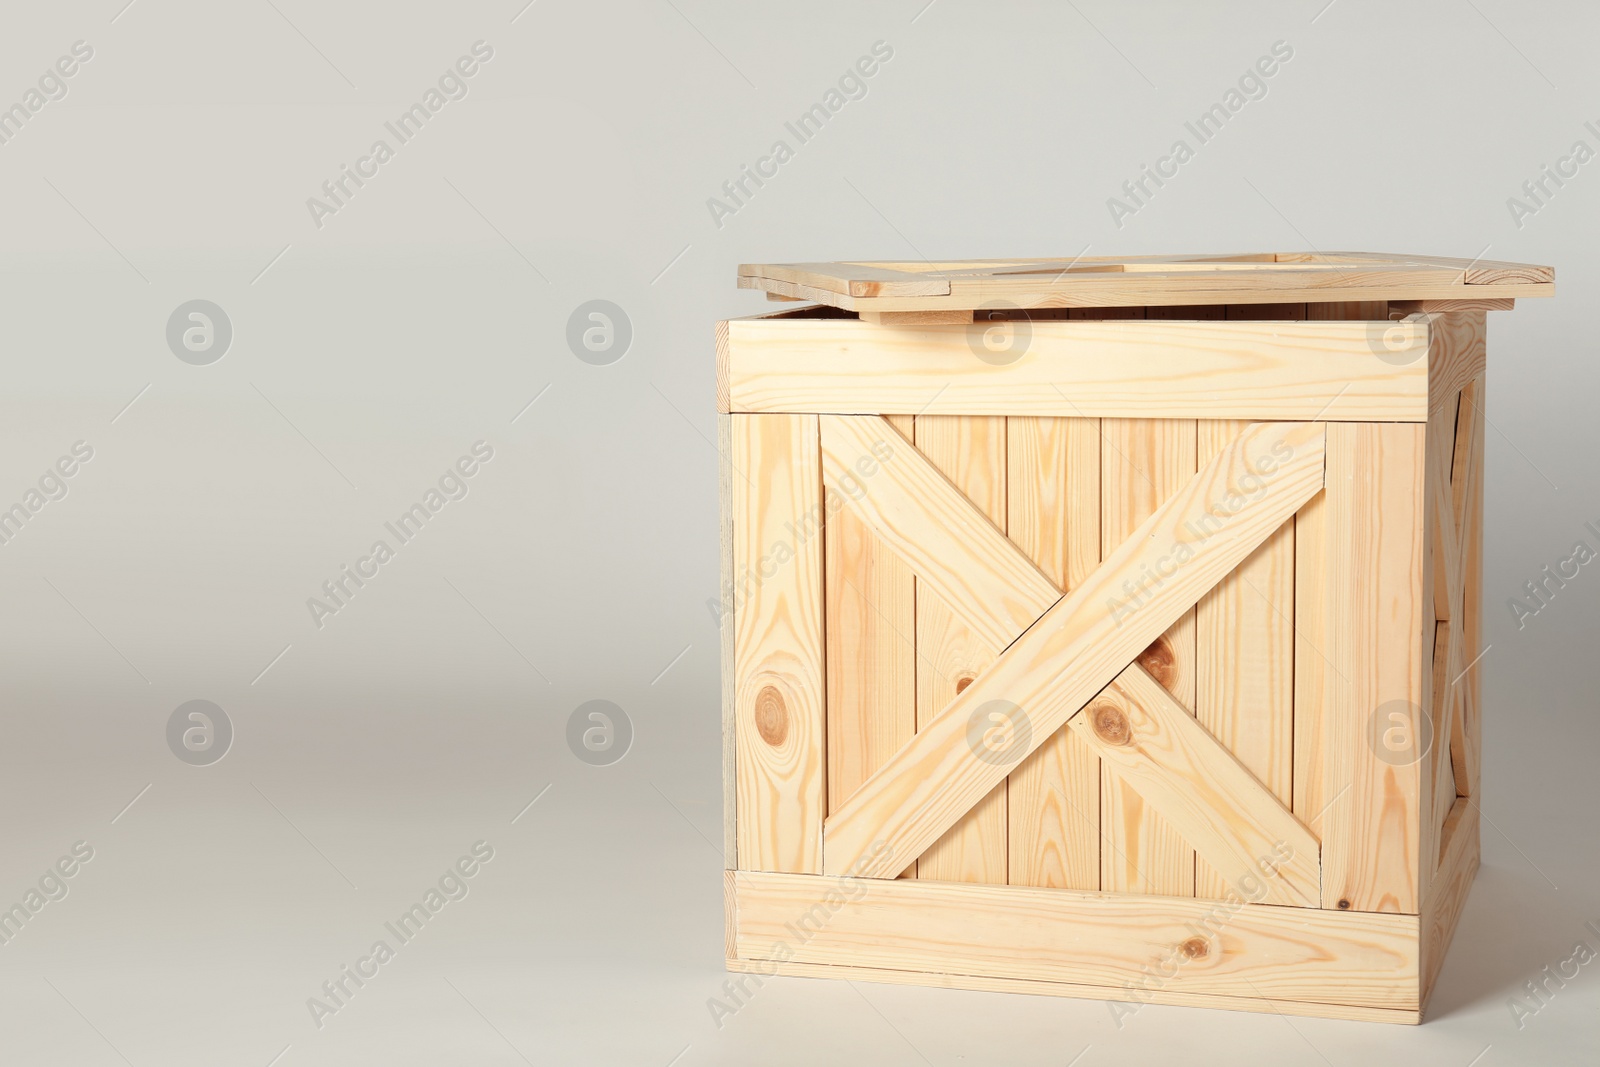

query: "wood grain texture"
(1320, 422), (1428, 913)
(1195, 419), (1297, 900)
(862, 309), (974, 325)
(736, 261), (952, 298)
(1293, 487), (1329, 840)
(725, 956), (1420, 1024)
(1100, 417), (1196, 898)
(1292, 302), (1369, 844)
(737, 252), (1554, 313)
(1421, 797), (1480, 1008)
(1071, 664), (1320, 908)
(731, 870), (1419, 1009)
(733, 414), (826, 873)
(913, 415), (1009, 884)
(1452, 379), (1485, 799)
(718, 413), (737, 867)
(1308, 301), (1390, 321)
(818, 414), (1060, 654)
(823, 422), (1327, 880)
(723, 869), (736, 959)
(715, 319), (731, 414)
(726, 318), (1430, 421)
(1423, 393), (1468, 889)
(824, 419), (915, 822)
(1426, 312), (1486, 416)
(1006, 416), (1101, 890)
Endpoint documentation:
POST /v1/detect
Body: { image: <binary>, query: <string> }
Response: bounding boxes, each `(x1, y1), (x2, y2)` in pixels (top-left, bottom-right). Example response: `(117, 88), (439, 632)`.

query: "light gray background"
(1, 1), (1595, 1064)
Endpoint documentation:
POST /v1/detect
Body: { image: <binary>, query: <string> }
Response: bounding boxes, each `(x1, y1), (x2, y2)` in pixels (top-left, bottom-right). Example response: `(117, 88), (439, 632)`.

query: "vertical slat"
(1194, 419), (1296, 900)
(1006, 415), (1101, 890)
(1293, 487), (1328, 840)
(718, 413), (737, 868)
(826, 415), (916, 877)
(1290, 312), (1381, 838)
(1099, 416), (1197, 897)
(1321, 422), (1427, 912)
(1453, 379), (1485, 798)
(733, 414), (826, 873)
(913, 414), (1009, 884)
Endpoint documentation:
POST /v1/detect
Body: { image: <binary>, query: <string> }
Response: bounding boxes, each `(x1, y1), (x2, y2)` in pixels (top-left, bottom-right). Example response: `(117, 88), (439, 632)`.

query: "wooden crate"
(715, 253), (1553, 1024)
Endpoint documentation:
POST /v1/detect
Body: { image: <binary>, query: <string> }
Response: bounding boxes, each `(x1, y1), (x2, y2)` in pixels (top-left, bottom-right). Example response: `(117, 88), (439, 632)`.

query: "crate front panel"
(722, 309), (1486, 1018)
(831, 413), (1324, 903)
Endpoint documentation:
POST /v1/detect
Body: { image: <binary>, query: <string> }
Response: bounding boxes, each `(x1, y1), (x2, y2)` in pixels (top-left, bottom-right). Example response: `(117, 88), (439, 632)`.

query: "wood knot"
(955, 675), (975, 694)
(1179, 937), (1209, 961)
(754, 686), (788, 746)
(1337, 899), (1351, 911)
(1137, 636), (1177, 689)
(1089, 702), (1131, 746)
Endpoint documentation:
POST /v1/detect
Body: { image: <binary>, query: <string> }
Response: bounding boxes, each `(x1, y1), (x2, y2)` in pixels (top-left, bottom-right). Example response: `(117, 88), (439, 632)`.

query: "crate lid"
(737, 252), (1554, 317)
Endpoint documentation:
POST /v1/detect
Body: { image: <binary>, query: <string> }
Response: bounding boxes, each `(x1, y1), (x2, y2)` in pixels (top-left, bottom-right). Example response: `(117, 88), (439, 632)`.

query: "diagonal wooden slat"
(823, 421), (1328, 879)
(819, 414), (1061, 652)
(1070, 663), (1321, 908)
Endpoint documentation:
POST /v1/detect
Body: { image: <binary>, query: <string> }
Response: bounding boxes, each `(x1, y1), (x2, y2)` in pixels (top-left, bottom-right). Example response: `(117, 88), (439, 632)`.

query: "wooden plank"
(737, 252), (1553, 313)
(862, 309), (974, 325)
(1420, 798), (1480, 1007)
(1453, 380), (1486, 798)
(1292, 294), (1369, 844)
(718, 413), (737, 867)
(824, 422), (1327, 880)
(1006, 416), (1101, 890)
(715, 319), (731, 414)
(918, 268), (1491, 307)
(1100, 416), (1196, 898)
(1293, 486), (1329, 840)
(818, 414), (1060, 652)
(726, 318), (1431, 421)
(1196, 417), (1296, 901)
(732, 414), (826, 873)
(731, 870), (1419, 1009)
(1425, 311), (1486, 416)
(912, 414), (1009, 884)
(723, 869), (736, 959)
(1329, 252), (1552, 285)
(737, 261), (952, 298)
(1390, 298), (1514, 314)
(1320, 422), (1428, 913)
(1070, 664), (1320, 908)
(825, 417), (915, 827)
(725, 956), (1420, 1024)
